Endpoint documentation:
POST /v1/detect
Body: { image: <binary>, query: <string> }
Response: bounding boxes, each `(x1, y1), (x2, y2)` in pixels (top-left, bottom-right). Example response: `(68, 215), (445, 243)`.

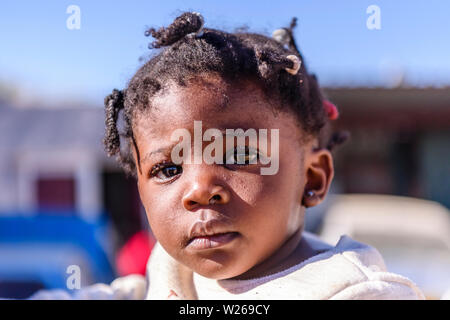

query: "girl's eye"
(224, 146), (259, 165)
(150, 163), (183, 181)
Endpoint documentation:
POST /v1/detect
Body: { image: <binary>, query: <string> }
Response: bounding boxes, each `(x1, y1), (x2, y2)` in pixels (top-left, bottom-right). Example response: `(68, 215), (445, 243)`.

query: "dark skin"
(132, 73), (334, 280)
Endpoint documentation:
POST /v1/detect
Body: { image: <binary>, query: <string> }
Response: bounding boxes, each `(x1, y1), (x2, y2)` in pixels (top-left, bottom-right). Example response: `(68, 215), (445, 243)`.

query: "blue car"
(0, 213), (116, 299)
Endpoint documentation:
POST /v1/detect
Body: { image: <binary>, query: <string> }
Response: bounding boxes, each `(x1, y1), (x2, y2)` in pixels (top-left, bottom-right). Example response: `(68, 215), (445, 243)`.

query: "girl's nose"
(182, 174), (231, 211)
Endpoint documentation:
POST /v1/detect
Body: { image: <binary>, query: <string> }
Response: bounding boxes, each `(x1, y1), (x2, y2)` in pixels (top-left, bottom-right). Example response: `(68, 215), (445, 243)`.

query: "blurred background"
(0, 0), (449, 300)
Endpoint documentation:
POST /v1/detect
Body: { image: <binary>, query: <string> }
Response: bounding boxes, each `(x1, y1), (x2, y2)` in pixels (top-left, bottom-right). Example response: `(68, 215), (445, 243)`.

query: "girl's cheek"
(142, 184), (183, 225)
(227, 174), (266, 206)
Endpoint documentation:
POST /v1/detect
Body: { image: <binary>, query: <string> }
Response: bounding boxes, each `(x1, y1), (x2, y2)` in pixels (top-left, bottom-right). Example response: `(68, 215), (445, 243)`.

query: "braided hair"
(103, 12), (349, 177)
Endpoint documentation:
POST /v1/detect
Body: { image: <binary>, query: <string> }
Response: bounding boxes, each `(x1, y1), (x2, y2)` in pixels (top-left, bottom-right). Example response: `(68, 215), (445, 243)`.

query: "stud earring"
(305, 190), (315, 198)
(302, 190), (316, 208)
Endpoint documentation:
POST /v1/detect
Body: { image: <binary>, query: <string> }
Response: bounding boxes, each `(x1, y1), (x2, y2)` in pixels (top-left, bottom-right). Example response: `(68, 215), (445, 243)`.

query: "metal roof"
(0, 104), (107, 155)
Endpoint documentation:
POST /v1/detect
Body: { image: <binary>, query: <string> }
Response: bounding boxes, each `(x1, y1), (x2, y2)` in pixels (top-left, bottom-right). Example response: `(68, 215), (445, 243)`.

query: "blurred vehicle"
(0, 214), (116, 299)
(319, 194), (450, 300)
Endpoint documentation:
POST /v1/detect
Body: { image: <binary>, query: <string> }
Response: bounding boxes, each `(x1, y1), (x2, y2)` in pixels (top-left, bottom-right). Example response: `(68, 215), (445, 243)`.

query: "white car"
(318, 194), (450, 300)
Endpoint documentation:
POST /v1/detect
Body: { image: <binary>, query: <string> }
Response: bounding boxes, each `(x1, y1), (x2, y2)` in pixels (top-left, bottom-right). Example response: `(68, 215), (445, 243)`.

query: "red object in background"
(323, 100), (339, 120)
(116, 231), (156, 276)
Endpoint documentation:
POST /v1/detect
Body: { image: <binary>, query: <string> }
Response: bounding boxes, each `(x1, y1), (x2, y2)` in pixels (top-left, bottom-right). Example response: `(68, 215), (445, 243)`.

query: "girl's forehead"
(148, 77), (279, 123)
(133, 74), (304, 145)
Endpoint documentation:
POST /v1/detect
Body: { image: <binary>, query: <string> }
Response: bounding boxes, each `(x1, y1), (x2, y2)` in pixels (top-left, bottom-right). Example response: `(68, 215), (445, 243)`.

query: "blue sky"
(1, 0), (449, 106)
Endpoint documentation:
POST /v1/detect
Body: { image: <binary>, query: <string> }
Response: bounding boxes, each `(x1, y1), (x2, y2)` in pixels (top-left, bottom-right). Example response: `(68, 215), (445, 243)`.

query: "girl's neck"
(227, 227), (314, 281)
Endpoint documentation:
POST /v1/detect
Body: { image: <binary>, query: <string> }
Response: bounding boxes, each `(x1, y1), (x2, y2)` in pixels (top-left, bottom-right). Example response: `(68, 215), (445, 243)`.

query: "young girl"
(31, 12), (424, 300)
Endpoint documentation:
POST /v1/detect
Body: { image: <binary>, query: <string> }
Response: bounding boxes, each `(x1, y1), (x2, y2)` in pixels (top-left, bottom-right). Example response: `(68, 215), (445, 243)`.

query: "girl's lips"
(187, 232), (239, 250)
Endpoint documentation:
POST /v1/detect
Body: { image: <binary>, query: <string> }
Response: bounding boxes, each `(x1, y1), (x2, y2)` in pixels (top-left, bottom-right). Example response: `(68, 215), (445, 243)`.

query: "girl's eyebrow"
(142, 143), (178, 165)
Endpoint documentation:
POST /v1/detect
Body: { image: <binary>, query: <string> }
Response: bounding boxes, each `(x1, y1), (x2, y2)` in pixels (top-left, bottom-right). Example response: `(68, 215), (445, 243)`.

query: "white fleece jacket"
(29, 233), (425, 300)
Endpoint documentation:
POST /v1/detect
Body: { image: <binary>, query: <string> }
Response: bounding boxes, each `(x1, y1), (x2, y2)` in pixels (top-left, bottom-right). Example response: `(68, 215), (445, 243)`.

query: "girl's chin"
(190, 258), (251, 280)
(196, 269), (246, 280)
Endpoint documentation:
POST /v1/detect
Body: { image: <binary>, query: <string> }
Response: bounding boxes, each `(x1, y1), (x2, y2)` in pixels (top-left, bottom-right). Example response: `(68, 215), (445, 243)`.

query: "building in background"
(326, 86), (450, 209)
(0, 103), (146, 241)
(0, 102), (147, 298)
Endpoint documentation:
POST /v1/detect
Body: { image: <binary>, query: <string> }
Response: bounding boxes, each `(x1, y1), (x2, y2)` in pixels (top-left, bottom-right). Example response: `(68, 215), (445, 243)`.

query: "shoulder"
(329, 272), (425, 300)
(328, 235), (424, 299)
(249, 233), (425, 300)
(292, 234), (425, 299)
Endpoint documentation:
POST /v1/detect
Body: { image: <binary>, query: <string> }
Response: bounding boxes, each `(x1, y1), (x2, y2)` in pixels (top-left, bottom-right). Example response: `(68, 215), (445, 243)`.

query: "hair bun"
(146, 12), (204, 48)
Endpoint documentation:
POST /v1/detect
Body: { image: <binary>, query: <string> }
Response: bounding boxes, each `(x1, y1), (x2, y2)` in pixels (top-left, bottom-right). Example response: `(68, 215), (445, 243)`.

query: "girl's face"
(132, 74), (331, 279)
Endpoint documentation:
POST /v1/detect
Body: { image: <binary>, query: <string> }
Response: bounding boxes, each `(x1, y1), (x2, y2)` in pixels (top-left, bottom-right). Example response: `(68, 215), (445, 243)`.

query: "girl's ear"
(302, 148), (334, 208)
